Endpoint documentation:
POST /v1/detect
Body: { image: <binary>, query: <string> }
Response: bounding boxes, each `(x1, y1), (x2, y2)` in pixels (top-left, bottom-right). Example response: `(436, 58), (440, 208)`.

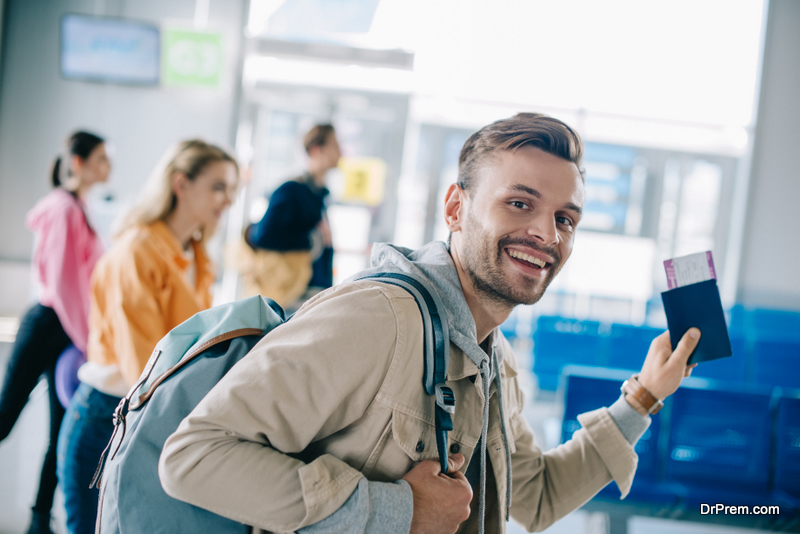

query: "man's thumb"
(674, 327), (701, 363)
(447, 453), (465, 473)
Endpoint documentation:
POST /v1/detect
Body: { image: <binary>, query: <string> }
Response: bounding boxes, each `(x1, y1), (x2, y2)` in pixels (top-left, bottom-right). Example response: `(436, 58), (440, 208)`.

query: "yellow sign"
(340, 157), (387, 206)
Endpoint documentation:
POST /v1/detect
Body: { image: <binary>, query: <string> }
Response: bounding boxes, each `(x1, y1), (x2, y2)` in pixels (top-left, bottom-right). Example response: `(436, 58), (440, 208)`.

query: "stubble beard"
(460, 210), (560, 308)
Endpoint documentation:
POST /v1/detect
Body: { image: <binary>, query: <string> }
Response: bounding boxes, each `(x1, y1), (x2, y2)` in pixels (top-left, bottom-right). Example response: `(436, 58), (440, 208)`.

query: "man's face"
(319, 133), (342, 170)
(451, 146), (584, 308)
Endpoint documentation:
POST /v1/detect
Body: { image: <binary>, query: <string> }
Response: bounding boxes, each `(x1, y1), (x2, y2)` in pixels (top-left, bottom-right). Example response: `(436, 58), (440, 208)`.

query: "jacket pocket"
(391, 409), (440, 462)
(359, 408), (439, 482)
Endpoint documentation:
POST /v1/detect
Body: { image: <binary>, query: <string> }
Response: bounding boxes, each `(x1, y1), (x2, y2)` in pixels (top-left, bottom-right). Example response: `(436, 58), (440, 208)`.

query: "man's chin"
(510, 281), (551, 306)
(513, 291), (546, 307)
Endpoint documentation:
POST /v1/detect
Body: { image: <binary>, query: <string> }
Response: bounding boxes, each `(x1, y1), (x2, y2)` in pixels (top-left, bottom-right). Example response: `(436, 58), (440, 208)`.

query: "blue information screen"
(60, 14), (160, 85)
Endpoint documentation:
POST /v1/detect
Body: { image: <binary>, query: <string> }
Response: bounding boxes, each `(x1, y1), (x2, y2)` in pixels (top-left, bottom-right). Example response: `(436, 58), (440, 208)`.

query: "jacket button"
(450, 443), (460, 454)
(415, 440), (425, 453)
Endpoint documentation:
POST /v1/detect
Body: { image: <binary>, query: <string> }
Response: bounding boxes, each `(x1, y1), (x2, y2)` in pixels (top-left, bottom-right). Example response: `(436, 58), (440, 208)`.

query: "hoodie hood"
(26, 188), (79, 233)
(354, 241), (498, 372)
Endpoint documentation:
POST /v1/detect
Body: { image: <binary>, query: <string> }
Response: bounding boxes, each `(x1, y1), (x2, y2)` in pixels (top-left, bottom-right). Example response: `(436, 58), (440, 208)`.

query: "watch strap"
(621, 374), (664, 415)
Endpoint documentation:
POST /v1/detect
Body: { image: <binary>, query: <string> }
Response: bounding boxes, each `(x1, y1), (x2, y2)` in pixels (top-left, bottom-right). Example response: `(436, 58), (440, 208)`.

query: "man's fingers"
(447, 468), (469, 483)
(414, 459), (447, 476)
(670, 328), (701, 364)
(651, 331), (673, 362)
(442, 468), (473, 504)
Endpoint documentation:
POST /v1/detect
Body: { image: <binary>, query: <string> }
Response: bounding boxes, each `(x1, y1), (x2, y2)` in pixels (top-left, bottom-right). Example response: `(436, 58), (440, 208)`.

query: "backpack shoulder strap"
(357, 272), (455, 473)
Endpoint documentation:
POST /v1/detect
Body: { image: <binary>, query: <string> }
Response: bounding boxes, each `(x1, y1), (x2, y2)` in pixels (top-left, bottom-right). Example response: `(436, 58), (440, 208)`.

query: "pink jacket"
(26, 188), (105, 353)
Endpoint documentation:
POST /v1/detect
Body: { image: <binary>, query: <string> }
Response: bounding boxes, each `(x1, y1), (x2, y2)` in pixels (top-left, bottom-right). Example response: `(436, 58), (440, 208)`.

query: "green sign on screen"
(162, 28), (223, 88)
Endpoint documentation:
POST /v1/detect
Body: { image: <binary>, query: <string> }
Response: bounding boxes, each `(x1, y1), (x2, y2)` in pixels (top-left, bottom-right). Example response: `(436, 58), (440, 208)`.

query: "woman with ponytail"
(0, 131), (110, 534)
(56, 139), (238, 534)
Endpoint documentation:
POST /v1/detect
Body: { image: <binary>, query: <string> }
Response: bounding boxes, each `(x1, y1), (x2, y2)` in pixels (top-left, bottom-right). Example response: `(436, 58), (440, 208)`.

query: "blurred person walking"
(239, 124), (340, 310)
(0, 131), (110, 534)
(56, 140), (238, 534)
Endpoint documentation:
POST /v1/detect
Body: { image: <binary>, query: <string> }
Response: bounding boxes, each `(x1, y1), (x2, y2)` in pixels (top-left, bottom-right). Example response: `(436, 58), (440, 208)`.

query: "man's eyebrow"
(510, 184), (541, 198)
(510, 184), (583, 215)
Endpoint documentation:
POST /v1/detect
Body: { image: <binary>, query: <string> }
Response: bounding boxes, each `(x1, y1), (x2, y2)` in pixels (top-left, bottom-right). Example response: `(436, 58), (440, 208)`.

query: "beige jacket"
(160, 275), (639, 533)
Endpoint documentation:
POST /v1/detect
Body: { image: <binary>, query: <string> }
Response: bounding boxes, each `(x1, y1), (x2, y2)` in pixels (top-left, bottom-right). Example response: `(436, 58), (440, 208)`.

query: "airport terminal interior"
(0, 0), (798, 533)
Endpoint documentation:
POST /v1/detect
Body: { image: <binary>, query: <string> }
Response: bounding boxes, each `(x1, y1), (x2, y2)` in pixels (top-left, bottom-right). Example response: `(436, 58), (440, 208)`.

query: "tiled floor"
(0, 343), (67, 534)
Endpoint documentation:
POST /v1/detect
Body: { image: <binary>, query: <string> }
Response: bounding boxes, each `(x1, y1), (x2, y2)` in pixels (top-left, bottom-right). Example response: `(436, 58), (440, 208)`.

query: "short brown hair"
(303, 124), (335, 154)
(457, 113), (584, 192)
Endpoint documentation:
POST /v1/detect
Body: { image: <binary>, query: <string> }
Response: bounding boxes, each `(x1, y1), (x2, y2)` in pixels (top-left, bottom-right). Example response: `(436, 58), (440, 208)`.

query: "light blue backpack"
(94, 295), (285, 533)
(94, 273), (453, 533)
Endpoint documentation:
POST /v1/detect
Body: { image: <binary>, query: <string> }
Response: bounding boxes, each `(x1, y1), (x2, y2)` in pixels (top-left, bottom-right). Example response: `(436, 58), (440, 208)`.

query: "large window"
(237, 0), (766, 321)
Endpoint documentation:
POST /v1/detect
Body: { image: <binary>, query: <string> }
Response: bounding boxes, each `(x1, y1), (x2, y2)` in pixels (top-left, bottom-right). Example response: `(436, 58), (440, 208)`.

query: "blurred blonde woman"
(57, 140), (238, 534)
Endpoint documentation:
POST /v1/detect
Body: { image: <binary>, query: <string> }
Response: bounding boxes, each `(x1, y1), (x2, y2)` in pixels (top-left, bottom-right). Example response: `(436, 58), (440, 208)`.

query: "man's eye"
(557, 216), (573, 227)
(510, 201), (529, 210)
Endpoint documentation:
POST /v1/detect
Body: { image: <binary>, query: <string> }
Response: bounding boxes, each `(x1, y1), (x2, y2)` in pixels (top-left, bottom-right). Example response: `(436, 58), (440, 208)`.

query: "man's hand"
(636, 328), (701, 405)
(402, 453), (472, 534)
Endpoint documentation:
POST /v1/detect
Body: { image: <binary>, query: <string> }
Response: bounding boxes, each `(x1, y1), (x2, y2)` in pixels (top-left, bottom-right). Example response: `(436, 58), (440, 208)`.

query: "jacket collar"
(147, 221), (214, 288)
(447, 329), (519, 382)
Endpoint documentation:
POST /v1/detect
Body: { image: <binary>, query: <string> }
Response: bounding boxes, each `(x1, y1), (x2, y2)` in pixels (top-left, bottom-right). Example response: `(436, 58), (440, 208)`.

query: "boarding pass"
(663, 251), (717, 289)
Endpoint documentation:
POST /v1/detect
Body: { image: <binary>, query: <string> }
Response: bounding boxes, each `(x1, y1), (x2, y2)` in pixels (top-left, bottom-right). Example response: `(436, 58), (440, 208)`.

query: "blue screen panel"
(61, 14), (160, 85)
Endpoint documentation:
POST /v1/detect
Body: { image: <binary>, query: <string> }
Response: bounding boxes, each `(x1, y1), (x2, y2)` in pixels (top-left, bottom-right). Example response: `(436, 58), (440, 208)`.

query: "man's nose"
(526, 213), (558, 245)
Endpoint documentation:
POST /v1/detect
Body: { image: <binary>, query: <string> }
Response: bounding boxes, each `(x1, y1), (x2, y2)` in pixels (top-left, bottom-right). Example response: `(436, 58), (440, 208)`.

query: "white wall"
(737, 0), (800, 310)
(0, 0), (246, 264)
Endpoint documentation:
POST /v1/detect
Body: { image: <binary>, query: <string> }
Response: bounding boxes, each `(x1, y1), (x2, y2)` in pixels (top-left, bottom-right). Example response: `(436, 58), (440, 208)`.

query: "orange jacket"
(87, 221), (214, 388)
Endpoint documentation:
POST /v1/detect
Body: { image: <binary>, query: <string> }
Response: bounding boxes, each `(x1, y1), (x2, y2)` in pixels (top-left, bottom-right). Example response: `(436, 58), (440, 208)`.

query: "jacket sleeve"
(101, 242), (169, 388)
(159, 284), (410, 532)
(508, 398), (641, 532)
(40, 202), (93, 352)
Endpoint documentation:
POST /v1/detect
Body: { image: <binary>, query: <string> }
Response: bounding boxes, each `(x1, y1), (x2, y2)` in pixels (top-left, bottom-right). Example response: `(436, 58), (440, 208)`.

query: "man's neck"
(306, 162), (328, 188)
(448, 247), (513, 344)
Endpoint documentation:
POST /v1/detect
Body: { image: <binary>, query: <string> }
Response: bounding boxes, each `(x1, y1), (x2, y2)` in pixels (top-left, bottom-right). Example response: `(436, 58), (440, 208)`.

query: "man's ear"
(444, 183), (466, 233)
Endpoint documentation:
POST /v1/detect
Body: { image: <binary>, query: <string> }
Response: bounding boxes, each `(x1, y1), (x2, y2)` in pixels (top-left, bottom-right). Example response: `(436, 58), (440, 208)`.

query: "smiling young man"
(159, 113), (700, 534)
(447, 126), (585, 341)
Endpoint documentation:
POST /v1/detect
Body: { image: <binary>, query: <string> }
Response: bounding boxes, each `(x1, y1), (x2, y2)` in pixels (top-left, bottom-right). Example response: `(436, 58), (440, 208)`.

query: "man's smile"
(507, 248), (549, 268)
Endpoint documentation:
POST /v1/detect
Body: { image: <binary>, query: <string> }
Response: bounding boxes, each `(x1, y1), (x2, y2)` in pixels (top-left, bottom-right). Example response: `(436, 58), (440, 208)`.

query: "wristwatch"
(621, 374), (664, 415)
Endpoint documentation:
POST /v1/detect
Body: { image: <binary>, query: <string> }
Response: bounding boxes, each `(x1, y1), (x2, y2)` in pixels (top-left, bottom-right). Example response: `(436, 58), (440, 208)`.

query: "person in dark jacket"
(243, 124), (341, 308)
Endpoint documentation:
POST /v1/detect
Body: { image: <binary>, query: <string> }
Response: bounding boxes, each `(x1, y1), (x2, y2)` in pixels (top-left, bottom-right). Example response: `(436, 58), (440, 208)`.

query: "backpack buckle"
(112, 397), (129, 426)
(435, 385), (455, 414)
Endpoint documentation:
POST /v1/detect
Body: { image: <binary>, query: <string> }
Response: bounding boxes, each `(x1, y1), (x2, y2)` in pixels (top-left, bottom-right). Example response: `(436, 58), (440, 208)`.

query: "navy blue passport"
(661, 279), (732, 365)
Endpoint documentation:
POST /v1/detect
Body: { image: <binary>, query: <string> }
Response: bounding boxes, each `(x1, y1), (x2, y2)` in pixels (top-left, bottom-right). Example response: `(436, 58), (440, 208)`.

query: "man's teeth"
(508, 250), (546, 268)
